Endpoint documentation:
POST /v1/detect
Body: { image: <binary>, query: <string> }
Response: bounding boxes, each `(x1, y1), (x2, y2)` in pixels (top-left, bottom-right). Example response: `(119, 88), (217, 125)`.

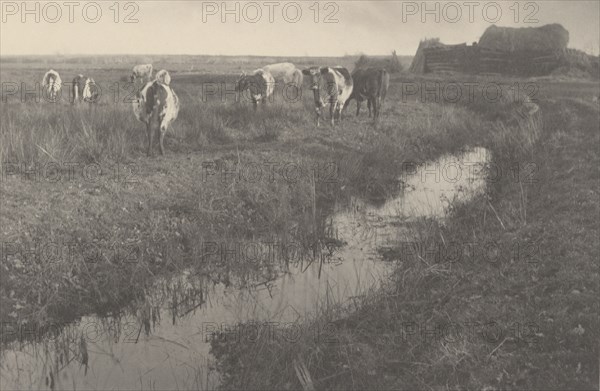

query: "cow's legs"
(368, 97), (376, 121)
(159, 126), (166, 156)
(329, 102), (335, 127)
(315, 108), (321, 128)
(356, 99), (361, 116)
(146, 122), (153, 157)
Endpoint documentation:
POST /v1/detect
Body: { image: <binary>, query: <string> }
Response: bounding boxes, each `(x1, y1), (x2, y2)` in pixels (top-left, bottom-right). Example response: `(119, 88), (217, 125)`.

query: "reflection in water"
(0, 148), (489, 390)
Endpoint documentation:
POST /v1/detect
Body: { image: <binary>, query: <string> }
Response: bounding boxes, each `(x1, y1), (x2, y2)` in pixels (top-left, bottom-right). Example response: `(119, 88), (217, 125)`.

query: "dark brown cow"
(345, 67), (390, 121)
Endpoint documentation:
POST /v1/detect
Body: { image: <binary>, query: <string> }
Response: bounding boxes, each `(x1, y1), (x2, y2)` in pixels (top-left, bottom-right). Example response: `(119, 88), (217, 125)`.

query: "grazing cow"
(130, 64), (153, 84)
(236, 69), (275, 109)
(133, 70), (179, 156)
(345, 67), (390, 121)
(302, 66), (353, 127)
(42, 69), (62, 101)
(261, 62), (303, 89)
(72, 74), (99, 104)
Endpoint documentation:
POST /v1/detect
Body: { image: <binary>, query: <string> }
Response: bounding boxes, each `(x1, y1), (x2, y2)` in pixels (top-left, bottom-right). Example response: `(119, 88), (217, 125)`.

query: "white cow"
(133, 70), (179, 156)
(260, 62), (303, 88)
(130, 64), (153, 84)
(42, 69), (62, 101)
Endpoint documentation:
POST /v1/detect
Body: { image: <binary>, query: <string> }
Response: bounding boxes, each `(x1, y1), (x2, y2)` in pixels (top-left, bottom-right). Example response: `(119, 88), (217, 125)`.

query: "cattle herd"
(41, 62), (390, 156)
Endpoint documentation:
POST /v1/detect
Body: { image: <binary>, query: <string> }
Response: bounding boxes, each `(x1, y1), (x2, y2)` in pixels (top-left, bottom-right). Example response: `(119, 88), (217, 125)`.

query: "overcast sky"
(1, 1), (599, 56)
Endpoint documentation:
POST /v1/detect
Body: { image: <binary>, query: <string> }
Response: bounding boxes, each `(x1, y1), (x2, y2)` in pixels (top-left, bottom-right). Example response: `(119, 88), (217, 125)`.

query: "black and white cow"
(42, 69), (62, 101)
(302, 66), (353, 127)
(345, 67), (390, 121)
(236, 69), (275, 110)
(133, 69), (180, 156)
(72, 74), (99, 104)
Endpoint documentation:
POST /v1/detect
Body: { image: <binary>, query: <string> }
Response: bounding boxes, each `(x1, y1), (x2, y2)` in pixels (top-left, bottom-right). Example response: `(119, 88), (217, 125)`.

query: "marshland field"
(0, 54), (598, 390)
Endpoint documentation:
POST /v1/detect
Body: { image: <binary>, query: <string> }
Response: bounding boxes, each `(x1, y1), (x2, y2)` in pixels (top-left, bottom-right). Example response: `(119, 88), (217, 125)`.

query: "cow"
(261, 62), (303, 89)
(302, 66), (353, 127)
(72, 74), (99, 104)
(345, 67), (390, 121)
(130, 64), (153, 84)
(42, 69), (62, 101)
(236, 69), (275, 110)
(133, 70), (180, 156)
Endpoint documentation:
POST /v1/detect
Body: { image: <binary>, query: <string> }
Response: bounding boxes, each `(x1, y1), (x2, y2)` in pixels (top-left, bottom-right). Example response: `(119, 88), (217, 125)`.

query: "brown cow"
(345, 67), (390, 121)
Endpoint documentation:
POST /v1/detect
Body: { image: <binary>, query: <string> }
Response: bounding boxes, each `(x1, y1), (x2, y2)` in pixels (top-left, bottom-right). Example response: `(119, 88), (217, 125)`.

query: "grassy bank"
(1, 61), (598, 388)
(210, 83), (599, 389)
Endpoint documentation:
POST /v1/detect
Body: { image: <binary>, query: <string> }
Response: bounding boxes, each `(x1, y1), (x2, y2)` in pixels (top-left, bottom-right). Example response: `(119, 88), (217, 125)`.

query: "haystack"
(409, 38), (445, 73)
(478, 24), (569, 52)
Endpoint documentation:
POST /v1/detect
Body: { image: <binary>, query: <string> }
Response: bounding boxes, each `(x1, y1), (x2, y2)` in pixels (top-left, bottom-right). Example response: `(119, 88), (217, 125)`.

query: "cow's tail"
(378, 69), (389, 101)
(72, 80), (78, 103)
(149, 102), (162, 135)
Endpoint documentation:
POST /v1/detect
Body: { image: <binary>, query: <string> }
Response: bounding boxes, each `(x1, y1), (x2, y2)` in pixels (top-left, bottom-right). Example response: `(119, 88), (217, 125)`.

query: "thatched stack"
(478, 24), (569, 52)
(552, 49), (600, 79)
(409, 38), (445, 73)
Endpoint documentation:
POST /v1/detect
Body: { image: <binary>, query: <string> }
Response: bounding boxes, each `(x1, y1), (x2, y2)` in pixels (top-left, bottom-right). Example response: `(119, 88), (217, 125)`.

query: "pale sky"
(1, 1), (599, 56)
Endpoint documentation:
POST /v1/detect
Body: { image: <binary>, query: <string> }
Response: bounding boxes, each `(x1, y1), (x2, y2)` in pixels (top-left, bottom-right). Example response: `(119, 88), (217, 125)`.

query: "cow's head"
(235, 72), (248, 92)
(237, 73), (264, 103)
(83, 78), (100, 103)
(155, 70), (171, 85)
(302, 67), (331, 110)
(302, 67), (329, 90)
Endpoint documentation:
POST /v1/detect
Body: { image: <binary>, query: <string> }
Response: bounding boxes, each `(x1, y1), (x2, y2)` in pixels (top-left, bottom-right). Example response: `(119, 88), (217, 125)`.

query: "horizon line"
(0, 52), (412, 58)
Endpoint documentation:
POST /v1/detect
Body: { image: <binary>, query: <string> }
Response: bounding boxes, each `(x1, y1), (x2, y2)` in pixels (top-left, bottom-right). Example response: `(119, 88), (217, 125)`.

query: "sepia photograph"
(0, 1), (599, 390)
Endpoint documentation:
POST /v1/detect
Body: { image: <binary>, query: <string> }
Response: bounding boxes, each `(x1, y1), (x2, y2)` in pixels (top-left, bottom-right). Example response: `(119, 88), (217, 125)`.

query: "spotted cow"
(42, 69), (62, 101)
(302, 66), (353, 127)
(236, 69), (275, 110)
(133, 70), (179, 156)
(72, 74), (99, 104)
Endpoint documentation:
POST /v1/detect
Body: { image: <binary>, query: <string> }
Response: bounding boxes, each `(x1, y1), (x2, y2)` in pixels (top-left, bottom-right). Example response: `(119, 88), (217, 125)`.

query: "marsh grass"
(2, 62), (598, 390)
(209, 81), (600, 390)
